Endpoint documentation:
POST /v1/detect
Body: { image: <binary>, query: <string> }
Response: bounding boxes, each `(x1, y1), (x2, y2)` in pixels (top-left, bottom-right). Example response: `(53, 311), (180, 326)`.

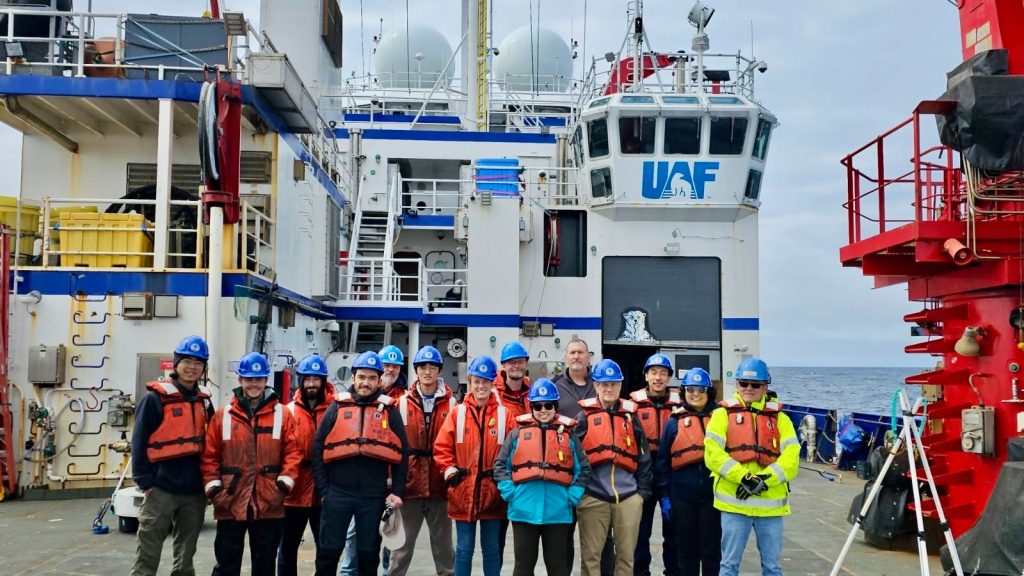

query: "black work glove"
(446, 468), (468, 487)
(276, 479), (290, 494)
(735, 473), (767, 501)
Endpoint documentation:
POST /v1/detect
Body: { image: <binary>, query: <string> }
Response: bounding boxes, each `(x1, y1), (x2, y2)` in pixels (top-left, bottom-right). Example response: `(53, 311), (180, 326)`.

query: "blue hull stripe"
(722, 317), (759, 330)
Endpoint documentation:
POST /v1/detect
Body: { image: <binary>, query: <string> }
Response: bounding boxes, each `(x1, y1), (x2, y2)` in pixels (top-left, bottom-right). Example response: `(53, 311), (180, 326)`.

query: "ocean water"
(768, 366), (925, 416)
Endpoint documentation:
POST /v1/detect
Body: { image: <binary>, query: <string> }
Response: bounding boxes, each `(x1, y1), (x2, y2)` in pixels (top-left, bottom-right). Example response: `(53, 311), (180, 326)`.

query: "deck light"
(687, 2), (714, 29)
(954, 326), (982, 357)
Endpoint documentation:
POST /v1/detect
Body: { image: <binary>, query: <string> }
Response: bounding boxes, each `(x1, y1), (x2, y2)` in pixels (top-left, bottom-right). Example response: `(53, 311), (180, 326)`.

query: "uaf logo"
(641, 161), (720, 200)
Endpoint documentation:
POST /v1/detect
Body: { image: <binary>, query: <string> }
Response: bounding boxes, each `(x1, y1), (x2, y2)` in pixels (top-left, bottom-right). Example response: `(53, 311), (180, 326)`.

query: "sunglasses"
(683, 386), (707, 395)
(531, 402), (556, 411)
(737, 380), (764, 389)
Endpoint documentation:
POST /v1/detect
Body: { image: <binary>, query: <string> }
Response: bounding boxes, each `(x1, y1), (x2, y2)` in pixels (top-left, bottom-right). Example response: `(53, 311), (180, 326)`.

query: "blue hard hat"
(527, 378), (559, 403)
(467, 355), (499, 381)
(352, 351), (384, 374)
(237, 352), (271, 378)
(500, 341), (529, 363)
(735, 357), (771, 383)
(378, 345), (405, 366)
(174, 335), (209, 361)
(681, 367), (713, 388)
(412, 345), (444, 367)
(296, 354), (328, 377)
(592, 359), (624, 383)
(643, 353), (673, 374)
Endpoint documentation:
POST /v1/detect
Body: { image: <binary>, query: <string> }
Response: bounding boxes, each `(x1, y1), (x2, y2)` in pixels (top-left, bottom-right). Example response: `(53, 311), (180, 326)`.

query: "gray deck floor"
(0, 466), (943, 575)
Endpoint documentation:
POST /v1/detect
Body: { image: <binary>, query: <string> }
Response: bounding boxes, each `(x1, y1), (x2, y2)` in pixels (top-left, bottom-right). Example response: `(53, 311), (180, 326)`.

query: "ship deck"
(1, 465), (942, 575)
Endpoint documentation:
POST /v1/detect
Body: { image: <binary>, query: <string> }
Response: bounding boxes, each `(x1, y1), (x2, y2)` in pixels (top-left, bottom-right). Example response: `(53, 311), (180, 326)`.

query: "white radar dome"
(374, 25), (453, 89)
(493, 27), (572, 92)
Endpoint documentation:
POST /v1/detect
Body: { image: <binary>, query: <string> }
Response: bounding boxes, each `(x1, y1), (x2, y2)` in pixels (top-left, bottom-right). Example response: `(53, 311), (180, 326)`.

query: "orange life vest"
(323, 392), (403, 464)
(494, 373), (531, 419)
(510, 413), (577, 486)
(398, 384), (458, 499)
(669, 407), (711, 469)
(145, 380), (211, 463)
(720, 398), (782, 467)
(578, 397), (640, 473)
(630, 388), (680, 453)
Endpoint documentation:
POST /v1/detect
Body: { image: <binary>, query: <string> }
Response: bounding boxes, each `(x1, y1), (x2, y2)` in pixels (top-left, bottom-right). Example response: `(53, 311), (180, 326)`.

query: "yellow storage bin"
(58, 212), (154, 268)
(0, 197), (41, 234)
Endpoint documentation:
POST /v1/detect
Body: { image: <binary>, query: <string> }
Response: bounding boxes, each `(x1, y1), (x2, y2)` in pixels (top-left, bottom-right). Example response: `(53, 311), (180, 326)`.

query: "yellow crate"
(0, 197), (41, 234)
(58, 212), (154, 268)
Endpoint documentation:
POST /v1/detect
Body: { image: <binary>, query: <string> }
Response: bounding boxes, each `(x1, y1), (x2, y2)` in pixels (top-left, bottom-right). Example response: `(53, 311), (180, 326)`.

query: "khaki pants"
(130, 486), (207, 576)
(577, 494), (643, 576)
(386, 498), (454, 576)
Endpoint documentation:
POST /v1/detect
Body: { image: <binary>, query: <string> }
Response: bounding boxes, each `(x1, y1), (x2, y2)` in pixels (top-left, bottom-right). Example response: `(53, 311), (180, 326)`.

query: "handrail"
(239, 200), (274, 278)
(338, 257), (422, 303)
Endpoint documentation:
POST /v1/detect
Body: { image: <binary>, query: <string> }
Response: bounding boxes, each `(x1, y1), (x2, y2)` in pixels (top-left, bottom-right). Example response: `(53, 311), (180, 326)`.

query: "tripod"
(830, 390), (964, 576)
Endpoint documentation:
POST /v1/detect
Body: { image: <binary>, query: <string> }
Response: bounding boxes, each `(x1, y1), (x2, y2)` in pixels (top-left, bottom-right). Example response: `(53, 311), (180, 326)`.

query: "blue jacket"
(493, 423), (592, 525)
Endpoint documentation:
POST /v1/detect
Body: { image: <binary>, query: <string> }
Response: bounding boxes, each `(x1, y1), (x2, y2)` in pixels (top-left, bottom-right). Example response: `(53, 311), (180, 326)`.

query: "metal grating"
(240, 152), (273, 183)
(126, 152), (271, 192)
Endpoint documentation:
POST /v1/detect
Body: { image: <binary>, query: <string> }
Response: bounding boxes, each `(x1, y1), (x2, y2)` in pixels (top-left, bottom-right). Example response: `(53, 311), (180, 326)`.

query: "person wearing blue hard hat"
(705, 358), (799, 576)
(201, 352), (304, 576)
(495, 341), (532, 419)
(379, 344), (408, 398)
(658, 367), (720, 576)
(574, 358), (652, 576)
(494, 378), (592, 576)
(630, 353), (682, 576)
(312, 351), (409, 576)
(387, 345), (458, 576)
(434, 355), (514, 576)
(130, 335), (213, 576)
(278, 354), (333, 576)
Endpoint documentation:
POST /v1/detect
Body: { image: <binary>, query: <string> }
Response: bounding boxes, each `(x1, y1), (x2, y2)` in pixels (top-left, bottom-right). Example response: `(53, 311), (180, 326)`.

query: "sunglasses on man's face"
(683, 386), (707, 395)
(737, 380), (764, 389)
(531, 402), (556, 411)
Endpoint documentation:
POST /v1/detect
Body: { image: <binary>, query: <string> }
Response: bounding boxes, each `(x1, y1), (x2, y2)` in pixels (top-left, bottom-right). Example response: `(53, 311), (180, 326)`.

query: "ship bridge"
(575, 91), (775, 222)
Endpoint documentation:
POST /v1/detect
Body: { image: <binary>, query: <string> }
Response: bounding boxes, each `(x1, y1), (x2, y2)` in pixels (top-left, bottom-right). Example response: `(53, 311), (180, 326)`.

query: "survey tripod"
(830, 390), (964, 576)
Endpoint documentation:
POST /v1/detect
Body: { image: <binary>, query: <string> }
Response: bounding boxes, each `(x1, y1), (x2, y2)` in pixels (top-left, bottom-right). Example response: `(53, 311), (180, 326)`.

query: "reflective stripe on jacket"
(322, 392), (403, 464)
(433, 393), (513, 521)
(398, 382), (458, 499)
(704, 392), (800, 517)
(510, 413), (577, 486)
(144, 380), (211, 463)
(578, 397), (640, 473)
(200, 389), (303, 521)
(630, 388), (680, 454)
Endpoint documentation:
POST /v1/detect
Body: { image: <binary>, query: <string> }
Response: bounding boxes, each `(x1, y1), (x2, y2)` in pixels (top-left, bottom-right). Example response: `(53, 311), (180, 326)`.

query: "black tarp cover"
(936, 74), (1024, 172)
(940, 462), (1024, 575)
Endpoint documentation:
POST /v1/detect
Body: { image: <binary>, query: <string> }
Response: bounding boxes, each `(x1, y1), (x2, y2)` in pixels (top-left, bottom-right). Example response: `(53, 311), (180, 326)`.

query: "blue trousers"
(454, 519), (501, 576)
(718, 512), (783, 576)
(635, 485), (678, 575)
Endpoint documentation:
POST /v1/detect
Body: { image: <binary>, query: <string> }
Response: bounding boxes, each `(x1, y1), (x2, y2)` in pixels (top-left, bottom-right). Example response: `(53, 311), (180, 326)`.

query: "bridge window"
(587, 118), (609, 158)
(591, 167), (613, 199)
(709, 116), (748, 155)
(664, 118), (702, 155)
(744, 169), (762, 201)
(619, 117), (656, 154)
(752, 118), (772, 160)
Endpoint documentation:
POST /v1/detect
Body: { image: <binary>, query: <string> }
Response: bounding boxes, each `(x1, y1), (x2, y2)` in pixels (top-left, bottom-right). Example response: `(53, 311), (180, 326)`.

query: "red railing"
(0, 227), (15, 499)
(842, 110), (962, 245)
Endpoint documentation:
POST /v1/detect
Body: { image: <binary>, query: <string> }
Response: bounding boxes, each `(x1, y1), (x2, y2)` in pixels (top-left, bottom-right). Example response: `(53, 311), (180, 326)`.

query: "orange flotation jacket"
(323, 392), (403, 464)
(283, 382), (333, 508)
(578, 397), (640, 473)
(398, 384), (458, 500)
(510, 413), (577, 486)
(630, 388), (680, 454)
(720, 397), (782, 467)
(145, 380), (211, 463)
(669, 407), (711, 469)
(494, 372), (531, 419)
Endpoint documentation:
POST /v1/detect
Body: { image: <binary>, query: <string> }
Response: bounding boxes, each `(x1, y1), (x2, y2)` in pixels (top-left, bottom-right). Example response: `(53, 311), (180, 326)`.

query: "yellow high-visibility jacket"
(704, 392), (800, 516)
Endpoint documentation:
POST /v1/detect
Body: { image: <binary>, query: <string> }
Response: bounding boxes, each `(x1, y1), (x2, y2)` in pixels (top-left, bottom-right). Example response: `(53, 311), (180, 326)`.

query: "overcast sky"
(0, 1), (963, 367)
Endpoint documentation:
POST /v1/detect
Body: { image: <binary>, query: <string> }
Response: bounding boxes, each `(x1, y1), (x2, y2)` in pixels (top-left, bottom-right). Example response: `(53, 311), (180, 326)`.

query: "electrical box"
(521, 321), (541, 337)
(107, 394), (136, 427)
(29, 344), (66, 385)
(135, 353), (176, 404)
(519, 209), (533, 243)
(961, 406), (995, 456)
(122, 292), (153, 319)
(153, 295), (179, 318)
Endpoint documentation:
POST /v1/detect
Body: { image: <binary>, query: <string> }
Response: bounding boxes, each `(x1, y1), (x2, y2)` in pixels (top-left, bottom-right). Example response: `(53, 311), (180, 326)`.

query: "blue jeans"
(719, 512), (783, 576)
(340, 519), (357, 576)
(455, 519), (501, 576)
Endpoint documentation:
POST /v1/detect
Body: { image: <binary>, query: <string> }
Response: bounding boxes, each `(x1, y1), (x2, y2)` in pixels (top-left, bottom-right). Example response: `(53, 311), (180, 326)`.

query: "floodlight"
(687, 2), (714, 29)
(4, 42), (24, 58)
(223, 12), (247, 36)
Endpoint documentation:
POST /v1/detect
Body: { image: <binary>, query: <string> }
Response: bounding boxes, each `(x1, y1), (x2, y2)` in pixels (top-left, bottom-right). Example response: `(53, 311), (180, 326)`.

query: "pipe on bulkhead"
(206, 206), (225, 403)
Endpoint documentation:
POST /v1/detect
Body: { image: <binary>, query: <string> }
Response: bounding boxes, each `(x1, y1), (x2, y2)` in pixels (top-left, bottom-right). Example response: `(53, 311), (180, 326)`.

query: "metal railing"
(424, 267), (467, 309)
(338, 257), (422, 303)
(402, 178), (463, 216)
(841, 111), (961, 246)
(239, 200), (274, 278)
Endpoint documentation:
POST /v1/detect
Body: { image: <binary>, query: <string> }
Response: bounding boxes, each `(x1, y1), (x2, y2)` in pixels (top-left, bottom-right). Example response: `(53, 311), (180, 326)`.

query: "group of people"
(130, 335), (799, 576)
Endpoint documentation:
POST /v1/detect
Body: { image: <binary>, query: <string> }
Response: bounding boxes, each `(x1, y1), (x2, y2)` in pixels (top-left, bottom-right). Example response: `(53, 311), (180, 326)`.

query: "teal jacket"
(493, 422), (592, 525)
